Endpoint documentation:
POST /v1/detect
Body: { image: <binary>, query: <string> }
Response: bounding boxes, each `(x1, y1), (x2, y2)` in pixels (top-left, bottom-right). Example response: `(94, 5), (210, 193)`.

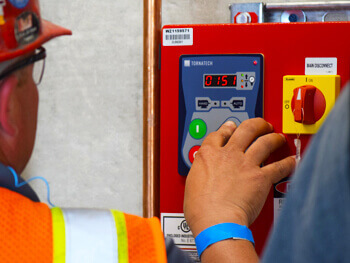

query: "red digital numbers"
(233, 75), (237, 86)
(205, 75), (212, 86)
(222, 75), (228, 86)
(204, 74), (237, 87)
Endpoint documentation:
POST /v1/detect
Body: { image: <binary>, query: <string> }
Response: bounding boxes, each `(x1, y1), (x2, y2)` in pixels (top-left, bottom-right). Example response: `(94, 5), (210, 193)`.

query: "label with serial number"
(163, 28), (193, 46)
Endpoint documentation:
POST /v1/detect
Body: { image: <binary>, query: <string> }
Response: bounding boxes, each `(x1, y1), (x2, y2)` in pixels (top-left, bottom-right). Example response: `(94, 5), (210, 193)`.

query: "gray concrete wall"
(25, 0), (336, 215)
(23, 0), (143, 215)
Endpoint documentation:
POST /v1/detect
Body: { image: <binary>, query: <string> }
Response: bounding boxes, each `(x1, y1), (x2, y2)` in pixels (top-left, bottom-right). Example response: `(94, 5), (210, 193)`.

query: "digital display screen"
(204, 74), (237, 87)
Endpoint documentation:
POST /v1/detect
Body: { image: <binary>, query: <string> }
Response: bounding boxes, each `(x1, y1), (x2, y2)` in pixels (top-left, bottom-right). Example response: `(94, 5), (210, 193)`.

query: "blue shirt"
(0, 163), (39, 202)
(262, 87), (350, 262)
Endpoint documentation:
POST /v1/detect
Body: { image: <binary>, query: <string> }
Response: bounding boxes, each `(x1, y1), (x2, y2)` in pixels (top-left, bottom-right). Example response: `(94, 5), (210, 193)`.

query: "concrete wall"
(23, 0), (143, 215)
(25, 0), (336, 215)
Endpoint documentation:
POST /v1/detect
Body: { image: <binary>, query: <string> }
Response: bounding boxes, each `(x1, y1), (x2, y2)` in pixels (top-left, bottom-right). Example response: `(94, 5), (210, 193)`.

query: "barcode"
(163, 28), (193, 46)
(165, 34), (191, 41)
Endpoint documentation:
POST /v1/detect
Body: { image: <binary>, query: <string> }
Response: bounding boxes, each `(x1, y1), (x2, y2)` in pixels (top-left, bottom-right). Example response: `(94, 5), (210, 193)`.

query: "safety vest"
(0, 187), (167, 263)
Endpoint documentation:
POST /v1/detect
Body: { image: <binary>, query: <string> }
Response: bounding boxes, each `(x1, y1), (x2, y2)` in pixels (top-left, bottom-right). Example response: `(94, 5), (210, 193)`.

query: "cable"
(7, 166), (56, 207)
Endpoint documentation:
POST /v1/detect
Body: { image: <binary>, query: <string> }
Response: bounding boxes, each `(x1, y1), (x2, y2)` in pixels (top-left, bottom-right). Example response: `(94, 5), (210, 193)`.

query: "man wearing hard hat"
(0, 0), (296, 262)
(0, 1), (194, 262)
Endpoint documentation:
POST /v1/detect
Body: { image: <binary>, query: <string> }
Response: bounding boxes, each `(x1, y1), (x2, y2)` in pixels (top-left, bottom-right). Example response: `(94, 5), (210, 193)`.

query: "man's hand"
(184, 118), (296, 238)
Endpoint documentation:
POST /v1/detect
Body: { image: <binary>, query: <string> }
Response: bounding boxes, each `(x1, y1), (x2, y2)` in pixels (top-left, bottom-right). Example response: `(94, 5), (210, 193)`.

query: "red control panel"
(160, 22), (350, 256)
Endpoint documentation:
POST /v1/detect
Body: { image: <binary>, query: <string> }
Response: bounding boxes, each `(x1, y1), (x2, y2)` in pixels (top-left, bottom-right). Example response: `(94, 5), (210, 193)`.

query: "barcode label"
(165, 34), (191, 41)
(163, 28), (193, 46)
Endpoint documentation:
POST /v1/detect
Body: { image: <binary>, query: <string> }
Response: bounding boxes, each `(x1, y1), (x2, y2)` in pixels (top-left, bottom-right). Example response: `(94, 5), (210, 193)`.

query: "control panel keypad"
(179, 55), (263, 175)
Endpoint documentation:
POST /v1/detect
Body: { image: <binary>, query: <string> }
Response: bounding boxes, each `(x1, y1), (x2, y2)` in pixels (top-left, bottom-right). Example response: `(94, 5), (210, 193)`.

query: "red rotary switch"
(291, 85), (326, 124)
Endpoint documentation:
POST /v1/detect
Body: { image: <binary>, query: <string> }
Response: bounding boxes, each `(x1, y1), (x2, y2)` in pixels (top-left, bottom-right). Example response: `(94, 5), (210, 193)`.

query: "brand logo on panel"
(190, 61), (214, 67)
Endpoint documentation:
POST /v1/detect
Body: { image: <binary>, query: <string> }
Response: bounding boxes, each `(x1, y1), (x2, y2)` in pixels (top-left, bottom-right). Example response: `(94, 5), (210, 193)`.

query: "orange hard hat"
(0, 0), (71, 62)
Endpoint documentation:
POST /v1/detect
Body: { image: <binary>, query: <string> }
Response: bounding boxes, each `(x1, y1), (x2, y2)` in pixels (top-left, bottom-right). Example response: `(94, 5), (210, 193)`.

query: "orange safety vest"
(0, 187), (167, 263)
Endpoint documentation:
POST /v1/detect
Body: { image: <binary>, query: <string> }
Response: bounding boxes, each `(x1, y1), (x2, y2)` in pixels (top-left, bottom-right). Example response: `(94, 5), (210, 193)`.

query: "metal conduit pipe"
(143, 0), (161, 218)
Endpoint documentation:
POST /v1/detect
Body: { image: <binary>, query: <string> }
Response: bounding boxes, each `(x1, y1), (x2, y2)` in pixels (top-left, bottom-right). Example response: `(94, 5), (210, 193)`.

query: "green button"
(189, 119), (207, 139)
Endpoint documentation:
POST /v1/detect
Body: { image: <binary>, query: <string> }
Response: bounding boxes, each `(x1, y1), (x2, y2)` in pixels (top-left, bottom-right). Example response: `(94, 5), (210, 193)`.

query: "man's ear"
(0, 75), (19, 136)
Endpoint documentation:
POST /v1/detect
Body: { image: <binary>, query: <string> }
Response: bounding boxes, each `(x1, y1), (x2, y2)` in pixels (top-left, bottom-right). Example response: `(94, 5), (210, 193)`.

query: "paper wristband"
(195, 223), (255, 258)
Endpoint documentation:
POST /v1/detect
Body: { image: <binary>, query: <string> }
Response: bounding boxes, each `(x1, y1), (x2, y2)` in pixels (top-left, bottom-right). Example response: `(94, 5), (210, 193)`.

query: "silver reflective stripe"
(62, 208), (118, 263)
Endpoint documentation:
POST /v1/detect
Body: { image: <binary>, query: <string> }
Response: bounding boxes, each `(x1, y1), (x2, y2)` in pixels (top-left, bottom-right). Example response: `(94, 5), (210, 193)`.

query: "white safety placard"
(161, 213), (200, 262)
(161, 213), (196, 249)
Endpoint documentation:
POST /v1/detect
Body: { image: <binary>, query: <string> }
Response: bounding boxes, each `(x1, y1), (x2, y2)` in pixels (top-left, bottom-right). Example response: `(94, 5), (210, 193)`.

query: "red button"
(189, 146), (201, 164)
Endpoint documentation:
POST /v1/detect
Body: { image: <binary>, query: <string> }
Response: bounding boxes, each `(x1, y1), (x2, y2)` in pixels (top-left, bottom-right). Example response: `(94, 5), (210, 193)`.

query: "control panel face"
(178, 55), (264, 175)
(160, 22), (350, 257)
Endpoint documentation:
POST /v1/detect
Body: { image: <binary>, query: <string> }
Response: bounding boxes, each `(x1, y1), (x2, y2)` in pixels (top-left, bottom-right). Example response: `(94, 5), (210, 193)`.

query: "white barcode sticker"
(163, 28), (193, 46)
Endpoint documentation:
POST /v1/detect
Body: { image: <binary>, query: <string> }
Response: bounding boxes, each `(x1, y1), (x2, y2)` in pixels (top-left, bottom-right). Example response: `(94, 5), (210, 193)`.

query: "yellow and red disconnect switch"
(283, 75), (340, 134)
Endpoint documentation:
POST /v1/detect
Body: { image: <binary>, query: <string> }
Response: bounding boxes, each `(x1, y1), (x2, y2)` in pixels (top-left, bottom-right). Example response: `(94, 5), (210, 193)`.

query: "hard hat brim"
(0, 19), (72, 62)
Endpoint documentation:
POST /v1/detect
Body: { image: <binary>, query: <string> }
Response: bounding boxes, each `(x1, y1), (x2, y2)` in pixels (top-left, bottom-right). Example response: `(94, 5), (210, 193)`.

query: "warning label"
(161, 213), (200, 262)
(161, 213), (196, 248)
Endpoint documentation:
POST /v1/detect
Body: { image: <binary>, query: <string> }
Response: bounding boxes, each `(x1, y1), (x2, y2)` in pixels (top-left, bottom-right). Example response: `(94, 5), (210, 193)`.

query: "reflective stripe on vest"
(111, 210), (128, 263)
(52, 208), (120, 263)
(52, 207), (66, 263)
(51, 208), (167, 263)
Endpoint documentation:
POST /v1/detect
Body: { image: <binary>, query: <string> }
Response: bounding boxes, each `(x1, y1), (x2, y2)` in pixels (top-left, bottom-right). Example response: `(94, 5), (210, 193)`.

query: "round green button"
(189, 119), (207, 139)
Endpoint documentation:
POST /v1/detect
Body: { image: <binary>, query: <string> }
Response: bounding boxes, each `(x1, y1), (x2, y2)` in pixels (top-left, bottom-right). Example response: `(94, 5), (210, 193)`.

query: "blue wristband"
(195, 223), (254, 258)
